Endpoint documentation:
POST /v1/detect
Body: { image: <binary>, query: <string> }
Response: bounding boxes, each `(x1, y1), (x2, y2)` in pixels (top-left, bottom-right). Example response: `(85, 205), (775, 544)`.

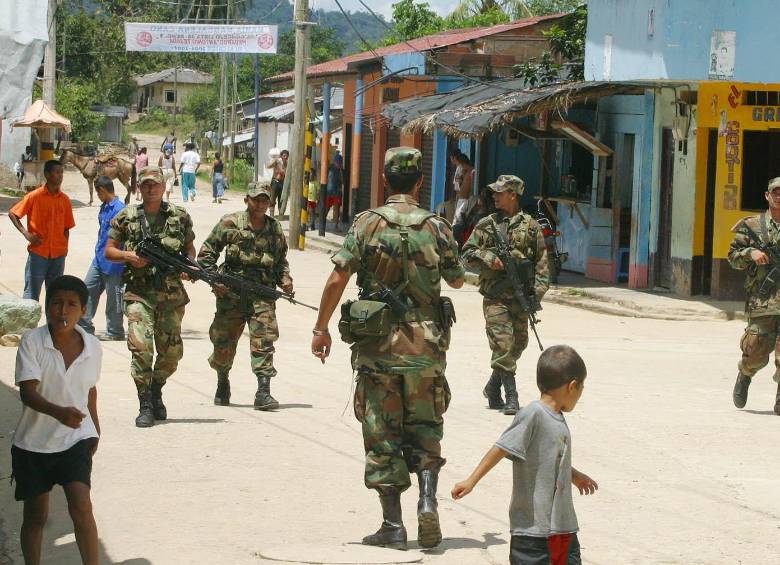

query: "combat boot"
(135, 390), (155, 428)
(501, 371), (520, 415)
(214, 372), (231, 406)
(733, 372), (751, 409)
(150, 381), (167, 420)
(483, 370), (505, 410)
(774, 383), (780, 416)
(416, 470), (442, 548)
(254, 376), (279, 410)
(362, 493), (407, 550)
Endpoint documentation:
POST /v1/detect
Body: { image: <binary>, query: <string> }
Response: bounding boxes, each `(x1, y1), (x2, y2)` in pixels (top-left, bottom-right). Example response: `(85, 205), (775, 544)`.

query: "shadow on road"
(0, 379), (151, 564)
(156, 418), (225, 425)
(742, 409), (778, 416)
(227, 403), (313, 410)
(414, 532), (507, 554)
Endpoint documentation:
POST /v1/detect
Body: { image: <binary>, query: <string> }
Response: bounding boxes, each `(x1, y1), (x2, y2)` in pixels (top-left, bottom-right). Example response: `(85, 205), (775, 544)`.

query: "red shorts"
(326, 196), (342, 208)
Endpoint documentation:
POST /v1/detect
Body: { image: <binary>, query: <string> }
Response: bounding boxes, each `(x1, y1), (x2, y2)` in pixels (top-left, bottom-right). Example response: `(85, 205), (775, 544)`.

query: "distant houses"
(133, 68), (214, 114)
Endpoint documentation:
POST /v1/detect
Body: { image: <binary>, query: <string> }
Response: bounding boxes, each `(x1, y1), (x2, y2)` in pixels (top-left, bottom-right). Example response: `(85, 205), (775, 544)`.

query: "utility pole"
(228, 53), (237, 183)
(253, 54), (261, 182)
(287, 0), (310, 248)
(42, 0), (57, 107)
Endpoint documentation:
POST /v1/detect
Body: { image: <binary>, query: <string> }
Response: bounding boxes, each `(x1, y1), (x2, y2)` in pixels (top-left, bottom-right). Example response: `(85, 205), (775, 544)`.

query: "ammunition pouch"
(338, 299), (449, 344)
(338, 300), (393, 344)
(438, 296), (456, 328)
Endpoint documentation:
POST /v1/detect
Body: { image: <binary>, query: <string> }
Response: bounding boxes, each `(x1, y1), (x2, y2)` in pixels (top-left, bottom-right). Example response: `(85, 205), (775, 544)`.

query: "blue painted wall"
(483, 120), (543, 208)
(585, 0), (780, 82)
(384, 53), (426, 77)
(430, 78), (467, 210)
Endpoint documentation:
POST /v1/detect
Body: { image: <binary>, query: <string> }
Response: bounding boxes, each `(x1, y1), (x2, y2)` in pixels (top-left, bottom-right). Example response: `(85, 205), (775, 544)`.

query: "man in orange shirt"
(9, 160), (75, 301)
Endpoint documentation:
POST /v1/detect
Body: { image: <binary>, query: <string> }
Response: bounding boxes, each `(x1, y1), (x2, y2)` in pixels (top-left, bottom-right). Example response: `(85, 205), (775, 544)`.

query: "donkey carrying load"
(60, 148), (136, 205)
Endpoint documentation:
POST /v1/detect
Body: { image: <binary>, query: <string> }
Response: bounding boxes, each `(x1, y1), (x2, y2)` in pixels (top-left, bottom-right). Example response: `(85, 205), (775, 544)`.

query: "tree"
(382, 0), (443, 45)
(55, 80), (105, 141)
(513, 4), (586, 86)
(449, 0), (582, 22)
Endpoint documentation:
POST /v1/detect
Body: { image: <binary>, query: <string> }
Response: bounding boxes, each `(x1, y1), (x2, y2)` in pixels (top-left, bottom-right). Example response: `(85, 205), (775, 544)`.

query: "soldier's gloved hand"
(751, 249), (770, 265)
(281, 278), (294, 294)
(125, 252), (150, 269)
(212, 283), (229, 298)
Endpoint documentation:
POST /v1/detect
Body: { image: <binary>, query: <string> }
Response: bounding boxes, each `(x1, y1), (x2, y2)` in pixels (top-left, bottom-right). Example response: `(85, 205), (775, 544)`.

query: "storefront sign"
(751, 107), (780, 122)
(125, 23), (278, 54)
(723, 120), (740, 210)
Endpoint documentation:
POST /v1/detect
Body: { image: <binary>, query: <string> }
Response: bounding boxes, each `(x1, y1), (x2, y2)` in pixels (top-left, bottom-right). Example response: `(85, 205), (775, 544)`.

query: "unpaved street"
(0, 163), (778, 564)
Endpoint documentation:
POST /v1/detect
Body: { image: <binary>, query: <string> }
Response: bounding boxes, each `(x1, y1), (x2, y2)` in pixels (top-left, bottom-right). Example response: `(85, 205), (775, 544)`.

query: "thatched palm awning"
(382, 80), (656, 139)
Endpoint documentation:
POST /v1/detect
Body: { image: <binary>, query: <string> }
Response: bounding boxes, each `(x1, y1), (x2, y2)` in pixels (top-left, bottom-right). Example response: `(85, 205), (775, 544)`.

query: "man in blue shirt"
(79, 176), (126, 340)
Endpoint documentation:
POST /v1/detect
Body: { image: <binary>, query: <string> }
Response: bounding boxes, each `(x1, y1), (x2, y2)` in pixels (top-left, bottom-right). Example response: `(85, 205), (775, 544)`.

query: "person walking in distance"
(729, 176), (780, 415)
(311, 148), (465, 550)
(104, 166), (196, 427)
(211, 152), (226, 204)
(266, 149), (288, 215)
(78, 176), (126, 341)
(157, 148), (178, 202)
(461, 175), (549, 415)
(178, 143), (200, 203)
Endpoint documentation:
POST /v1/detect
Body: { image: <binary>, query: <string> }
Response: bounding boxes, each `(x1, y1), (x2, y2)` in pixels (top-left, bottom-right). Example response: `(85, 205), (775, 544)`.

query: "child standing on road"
(452, 345), (597, 565)
(11, 275), (102, 565)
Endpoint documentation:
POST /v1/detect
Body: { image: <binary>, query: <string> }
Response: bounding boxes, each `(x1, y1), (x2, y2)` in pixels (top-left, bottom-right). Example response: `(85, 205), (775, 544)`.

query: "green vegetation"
(381, 0), (583, 46)
(513, 4), (587, 85)
(126, 111), (197, 138)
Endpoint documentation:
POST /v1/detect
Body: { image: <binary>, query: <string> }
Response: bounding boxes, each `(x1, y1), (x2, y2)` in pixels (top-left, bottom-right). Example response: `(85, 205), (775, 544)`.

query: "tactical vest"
(222, 213), (281, 283)
(124, 203), (186, 284)
(480, 212), (539, 297)
(364, 204), (436, 304)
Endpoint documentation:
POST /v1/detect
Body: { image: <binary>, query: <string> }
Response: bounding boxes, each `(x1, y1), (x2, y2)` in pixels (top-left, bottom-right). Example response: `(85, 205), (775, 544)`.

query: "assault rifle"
(490, 222), (544, 351)
(135, 238), (318, 311)
(741, 223), (780, 300)
(359, 275), (410, 318)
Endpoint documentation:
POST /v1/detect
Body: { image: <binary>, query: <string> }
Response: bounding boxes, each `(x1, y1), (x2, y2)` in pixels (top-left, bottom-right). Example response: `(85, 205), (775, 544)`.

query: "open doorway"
(742, 130), (780, 210)
(612, 133), (635, 283)
(656, 128), (675, 288)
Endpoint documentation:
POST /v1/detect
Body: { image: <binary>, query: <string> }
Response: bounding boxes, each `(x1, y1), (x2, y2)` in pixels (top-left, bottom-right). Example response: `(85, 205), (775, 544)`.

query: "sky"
(313, 0), (453, 19)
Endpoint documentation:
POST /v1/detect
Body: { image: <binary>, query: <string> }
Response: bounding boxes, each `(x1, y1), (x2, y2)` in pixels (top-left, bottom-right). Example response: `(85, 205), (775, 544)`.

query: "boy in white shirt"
(452, 345), (597, 565)
(11, 275), (102, 565)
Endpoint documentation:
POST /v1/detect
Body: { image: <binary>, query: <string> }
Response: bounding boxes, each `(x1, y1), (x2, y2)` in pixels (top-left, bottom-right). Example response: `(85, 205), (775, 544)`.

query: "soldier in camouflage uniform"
(728, 177), (780, 415)
(310, 148), (465, 550)
(461, 175), (549, 415)
(105, 166), (196, 428)
(197, 181), (292, 410)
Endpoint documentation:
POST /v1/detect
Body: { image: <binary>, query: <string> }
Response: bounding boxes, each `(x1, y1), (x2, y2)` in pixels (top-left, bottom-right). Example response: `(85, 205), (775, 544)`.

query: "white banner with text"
(125, 23), (278, 54)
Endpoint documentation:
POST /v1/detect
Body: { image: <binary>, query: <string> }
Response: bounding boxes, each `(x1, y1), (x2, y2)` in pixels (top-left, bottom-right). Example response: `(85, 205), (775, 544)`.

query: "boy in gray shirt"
(452, 345), (598, 565)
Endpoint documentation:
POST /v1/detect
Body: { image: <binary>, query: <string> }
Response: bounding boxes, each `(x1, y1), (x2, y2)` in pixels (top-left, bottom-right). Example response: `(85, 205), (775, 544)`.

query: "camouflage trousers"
(483, 297), (529, 374)
(353, 365), (451, 494)
(739, 314), (780, 383)
(208, 299), (279, 379)
(125, 301), (185, 390)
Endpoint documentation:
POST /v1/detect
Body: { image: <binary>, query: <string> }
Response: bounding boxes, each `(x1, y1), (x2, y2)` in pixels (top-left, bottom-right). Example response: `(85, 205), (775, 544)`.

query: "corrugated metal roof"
(269, 14), (566, 83)
(91, 105), (129, 118)
(244, 88), (344, 122)
(134, 68), (214, 86)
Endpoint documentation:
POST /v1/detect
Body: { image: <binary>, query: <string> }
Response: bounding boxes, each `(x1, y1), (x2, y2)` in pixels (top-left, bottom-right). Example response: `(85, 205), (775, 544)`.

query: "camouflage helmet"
(247, 179), (272, 198)
(488, 174), (525, 196)
(384, 147), (422, 175)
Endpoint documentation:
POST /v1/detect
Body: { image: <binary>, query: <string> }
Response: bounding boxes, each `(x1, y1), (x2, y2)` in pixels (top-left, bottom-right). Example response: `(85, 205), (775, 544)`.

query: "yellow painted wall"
(698, 82), (780, 258)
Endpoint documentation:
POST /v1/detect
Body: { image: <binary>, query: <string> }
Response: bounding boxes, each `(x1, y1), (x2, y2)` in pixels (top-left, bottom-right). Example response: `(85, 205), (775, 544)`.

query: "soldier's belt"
(396, 306), (440, 323)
